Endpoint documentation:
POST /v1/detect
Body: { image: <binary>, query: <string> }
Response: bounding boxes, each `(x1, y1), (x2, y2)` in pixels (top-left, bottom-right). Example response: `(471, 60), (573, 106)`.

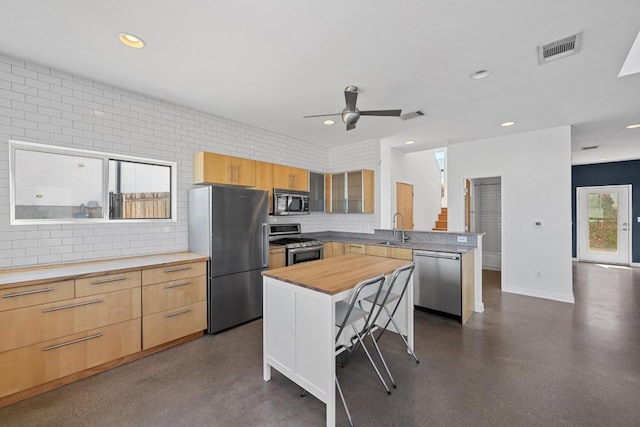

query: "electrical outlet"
(457, 235), (468, 243)
(535, 271), (543, 279)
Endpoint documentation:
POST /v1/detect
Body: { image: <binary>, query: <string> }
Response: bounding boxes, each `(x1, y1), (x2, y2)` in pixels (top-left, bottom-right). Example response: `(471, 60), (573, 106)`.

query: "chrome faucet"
(392, 212), (409, 243)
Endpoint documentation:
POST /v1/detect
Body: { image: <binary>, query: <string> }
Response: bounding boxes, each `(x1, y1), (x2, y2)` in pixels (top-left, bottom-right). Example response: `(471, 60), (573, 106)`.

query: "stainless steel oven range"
(268, 223), (323, 266)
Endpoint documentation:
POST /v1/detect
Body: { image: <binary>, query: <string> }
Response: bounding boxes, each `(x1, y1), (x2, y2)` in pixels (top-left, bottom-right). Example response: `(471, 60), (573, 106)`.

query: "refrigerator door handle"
(262, 223), (269, 267)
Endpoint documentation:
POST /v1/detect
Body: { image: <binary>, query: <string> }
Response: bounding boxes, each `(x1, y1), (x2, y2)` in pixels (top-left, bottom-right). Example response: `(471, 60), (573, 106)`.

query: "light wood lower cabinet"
(323, 241), (414, 262)
(0, 319), (140, 398)
(0, 280), (74, 312)
(142, 301), (207, 350)
(365, 245), (388, 257)
(388, 247), (413, 261)
(142, 261), (207, 286)
(141, 261), (207, 350)
(0, 253), (207, 406)
(268, 247), (286, 269)
(142, 275), (206, 315)
(0, 288), (141, 354)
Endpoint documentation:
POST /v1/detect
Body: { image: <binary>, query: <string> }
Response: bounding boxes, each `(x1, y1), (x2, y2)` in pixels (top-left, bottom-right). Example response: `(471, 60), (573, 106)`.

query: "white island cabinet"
(262, 254), (413, 427)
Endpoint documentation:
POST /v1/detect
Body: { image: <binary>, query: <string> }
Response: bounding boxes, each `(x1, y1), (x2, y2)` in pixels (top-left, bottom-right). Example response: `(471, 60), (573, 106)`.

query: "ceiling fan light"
(323, 119), (335, 125)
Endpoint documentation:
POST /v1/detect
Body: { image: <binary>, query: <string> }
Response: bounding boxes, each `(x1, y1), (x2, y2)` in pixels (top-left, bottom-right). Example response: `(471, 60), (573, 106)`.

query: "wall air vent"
(580, 145), (599, 151)
(538, 33), (582, 64)
(399, 110), (425, 121)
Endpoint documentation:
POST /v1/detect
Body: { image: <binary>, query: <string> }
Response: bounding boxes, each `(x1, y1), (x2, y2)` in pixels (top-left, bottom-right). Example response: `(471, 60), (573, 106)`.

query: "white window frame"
(9, 140), (178, 225)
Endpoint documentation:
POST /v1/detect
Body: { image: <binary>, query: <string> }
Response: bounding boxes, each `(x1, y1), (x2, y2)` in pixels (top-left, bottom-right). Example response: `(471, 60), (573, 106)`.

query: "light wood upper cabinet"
(273, 164), (309, 191)
(193, 151), (256, 187)
(255, 161), (274, 214)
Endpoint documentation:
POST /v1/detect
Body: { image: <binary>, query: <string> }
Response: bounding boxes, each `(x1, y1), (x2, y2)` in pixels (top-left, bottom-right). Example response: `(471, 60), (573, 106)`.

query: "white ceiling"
(1, 0), (639, 164)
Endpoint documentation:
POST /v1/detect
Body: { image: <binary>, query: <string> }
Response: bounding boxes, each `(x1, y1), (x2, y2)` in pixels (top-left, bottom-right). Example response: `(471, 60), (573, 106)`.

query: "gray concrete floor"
(1, 262), (639, 426)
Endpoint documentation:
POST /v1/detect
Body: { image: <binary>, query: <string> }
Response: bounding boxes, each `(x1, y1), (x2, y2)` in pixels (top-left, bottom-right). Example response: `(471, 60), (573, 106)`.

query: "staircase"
(432, 207), (448, 231)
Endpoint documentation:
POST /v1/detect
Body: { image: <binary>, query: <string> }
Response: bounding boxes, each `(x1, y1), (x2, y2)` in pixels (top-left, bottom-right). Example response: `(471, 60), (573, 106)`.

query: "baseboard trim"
(502, 286), (574, 304)
(474, 302), (485, 313)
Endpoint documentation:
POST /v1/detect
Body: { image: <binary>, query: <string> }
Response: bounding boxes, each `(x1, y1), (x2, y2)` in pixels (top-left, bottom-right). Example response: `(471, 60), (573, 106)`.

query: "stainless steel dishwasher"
(413, 250), (462, 317)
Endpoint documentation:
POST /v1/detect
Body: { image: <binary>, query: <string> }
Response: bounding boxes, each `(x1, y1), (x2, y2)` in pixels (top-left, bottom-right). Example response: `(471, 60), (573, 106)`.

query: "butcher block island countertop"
(262, 253), (411, 295)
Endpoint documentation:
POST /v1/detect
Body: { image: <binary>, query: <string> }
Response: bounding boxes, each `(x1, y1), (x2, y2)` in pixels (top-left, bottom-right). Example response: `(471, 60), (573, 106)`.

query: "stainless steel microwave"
(273, 189), (310, 215)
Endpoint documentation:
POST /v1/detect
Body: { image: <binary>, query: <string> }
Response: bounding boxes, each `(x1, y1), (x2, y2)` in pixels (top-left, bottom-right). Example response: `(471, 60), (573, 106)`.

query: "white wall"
(448, 126), (574, 303)
(398, 150), (442, 230)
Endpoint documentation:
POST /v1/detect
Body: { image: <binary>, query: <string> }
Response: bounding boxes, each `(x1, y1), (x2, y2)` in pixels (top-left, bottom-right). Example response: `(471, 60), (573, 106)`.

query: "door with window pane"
(577, 185), (630, 264)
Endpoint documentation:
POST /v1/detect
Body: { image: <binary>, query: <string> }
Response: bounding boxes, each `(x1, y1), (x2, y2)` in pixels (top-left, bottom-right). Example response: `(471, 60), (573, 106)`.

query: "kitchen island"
(261, 254), (413, 427)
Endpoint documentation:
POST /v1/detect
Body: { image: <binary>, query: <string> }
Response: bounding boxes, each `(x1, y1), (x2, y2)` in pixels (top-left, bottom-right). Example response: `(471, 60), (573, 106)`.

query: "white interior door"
(577, 185), (631, 264)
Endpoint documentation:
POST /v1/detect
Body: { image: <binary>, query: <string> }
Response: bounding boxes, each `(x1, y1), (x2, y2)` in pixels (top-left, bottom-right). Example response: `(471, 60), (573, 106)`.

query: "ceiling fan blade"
(359, 109), (402, 117)
(346, 123), (356, 131)
(303, 113), (341, 118)
(345, 89), (358, 112)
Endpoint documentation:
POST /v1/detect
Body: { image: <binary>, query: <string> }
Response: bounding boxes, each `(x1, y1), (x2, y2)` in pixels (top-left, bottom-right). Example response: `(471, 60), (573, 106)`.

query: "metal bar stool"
(334, 273), (388, 426)
(361, 263), (418, 388)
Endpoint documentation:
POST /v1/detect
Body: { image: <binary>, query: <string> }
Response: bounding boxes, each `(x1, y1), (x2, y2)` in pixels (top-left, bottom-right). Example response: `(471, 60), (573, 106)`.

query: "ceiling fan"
(303, 86), (402, 131)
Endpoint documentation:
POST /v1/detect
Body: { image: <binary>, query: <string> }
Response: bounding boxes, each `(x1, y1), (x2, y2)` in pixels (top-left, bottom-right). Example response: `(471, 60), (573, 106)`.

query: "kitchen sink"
(376, 240), (412, 247)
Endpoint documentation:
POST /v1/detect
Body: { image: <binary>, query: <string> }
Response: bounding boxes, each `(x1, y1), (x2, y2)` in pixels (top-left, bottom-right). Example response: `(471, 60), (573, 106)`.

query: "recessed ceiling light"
(626, 123), (640, 129)
(470, 70), (491, 80)
(323, 119), (335, 125)
(598, 157), (608, 161)
(405, 140), (415, 145)
(501, 121), (515, 127)
(118, 33), (146, 49)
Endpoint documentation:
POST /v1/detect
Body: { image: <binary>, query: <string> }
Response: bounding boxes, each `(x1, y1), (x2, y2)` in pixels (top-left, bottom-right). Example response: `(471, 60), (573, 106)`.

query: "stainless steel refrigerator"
(188, 185), (269, 333)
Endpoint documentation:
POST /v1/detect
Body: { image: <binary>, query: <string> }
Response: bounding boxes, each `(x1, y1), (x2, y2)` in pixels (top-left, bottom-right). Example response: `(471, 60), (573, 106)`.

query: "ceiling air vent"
(538, 33), (582, 64)
(580, 145), (599, 151)
(399, 110), (425, 121)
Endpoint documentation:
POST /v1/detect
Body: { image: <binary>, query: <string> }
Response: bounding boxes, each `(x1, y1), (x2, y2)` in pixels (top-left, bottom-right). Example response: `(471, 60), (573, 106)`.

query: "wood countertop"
(262, 254), (412, 295)
(0, 252), (208, 288)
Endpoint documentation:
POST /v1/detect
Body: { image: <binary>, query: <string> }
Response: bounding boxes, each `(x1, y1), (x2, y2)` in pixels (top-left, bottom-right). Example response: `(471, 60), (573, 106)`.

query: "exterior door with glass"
(577, 185), (631, 264)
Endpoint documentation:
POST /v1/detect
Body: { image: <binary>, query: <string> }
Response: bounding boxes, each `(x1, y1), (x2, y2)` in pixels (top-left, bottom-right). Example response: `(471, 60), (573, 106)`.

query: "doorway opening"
(576, 185), (631, 265)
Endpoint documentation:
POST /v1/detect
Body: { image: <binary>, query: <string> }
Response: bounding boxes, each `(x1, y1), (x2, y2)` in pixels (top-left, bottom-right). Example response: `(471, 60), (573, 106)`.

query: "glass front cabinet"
(329, 169), (374, 214)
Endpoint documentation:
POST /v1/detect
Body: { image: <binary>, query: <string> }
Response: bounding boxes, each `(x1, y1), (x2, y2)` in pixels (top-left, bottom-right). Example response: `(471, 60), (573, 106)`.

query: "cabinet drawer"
(0, 280), (74, 312)
(0, 319), (141, 399)
(365, 245), (389, 258)
(142, 262), (206, 286)
(142, 301), (207, 350)
(0, 288), (141, 353)
(388, 248), (413, 260)
(75, 270), (141, 297)
(345, 244), (366, 254)
(142, 275), (206, 316)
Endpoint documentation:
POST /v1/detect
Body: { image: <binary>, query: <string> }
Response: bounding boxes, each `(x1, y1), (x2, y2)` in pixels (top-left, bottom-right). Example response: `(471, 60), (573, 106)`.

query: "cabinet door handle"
(165, 308), (193, 318)
(164, 281), (191, 289)
(90, 276), (127, 285)
(43, 299), (104, 313)
(235, 164), (239, 182)
(3, 287), (54, 298)
(228, 164), (232, 182)
(164, 266), (191, 273)
(43, 333), (103, 351)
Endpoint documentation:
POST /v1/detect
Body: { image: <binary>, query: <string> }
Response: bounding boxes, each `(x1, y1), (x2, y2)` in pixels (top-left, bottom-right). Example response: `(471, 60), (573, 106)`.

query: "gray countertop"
(308, 233), (476, 254)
